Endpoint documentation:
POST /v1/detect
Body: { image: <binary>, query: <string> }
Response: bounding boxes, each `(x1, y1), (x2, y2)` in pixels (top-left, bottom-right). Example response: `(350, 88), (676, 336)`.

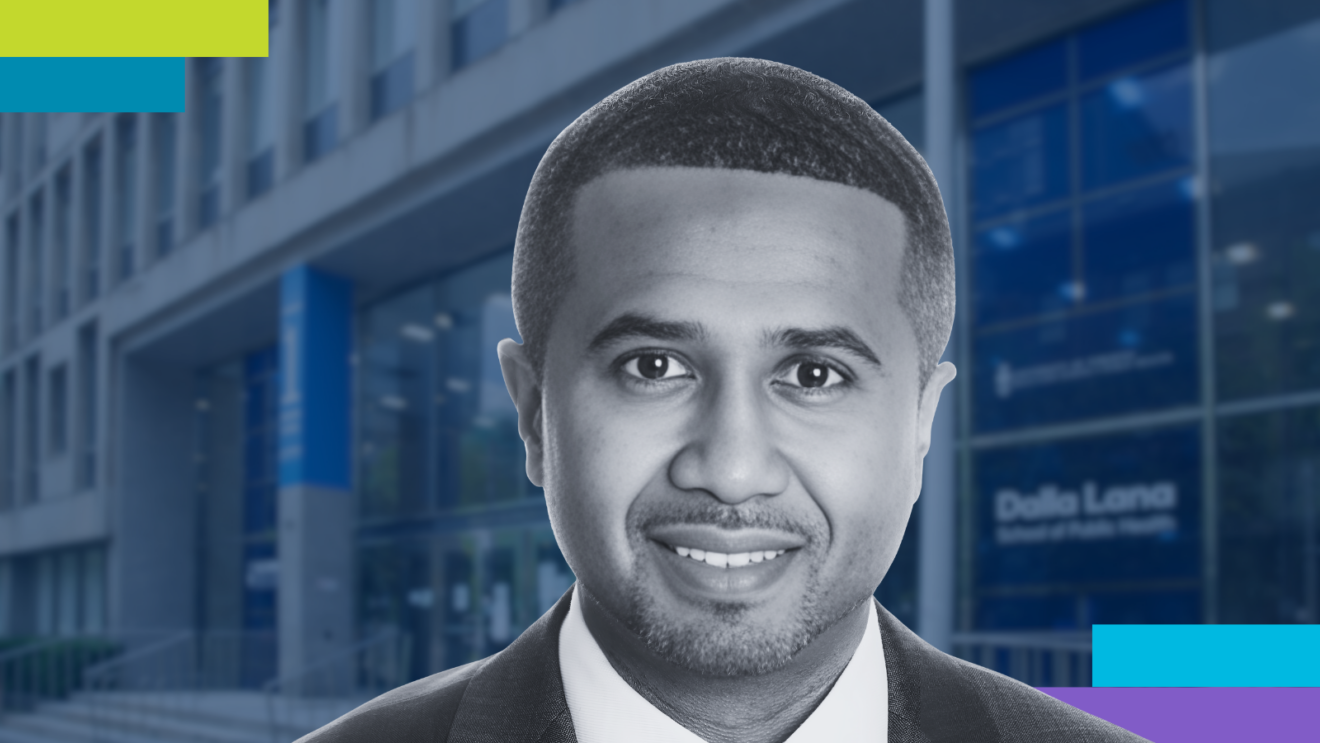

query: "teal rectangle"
(1094, 625), (1320, 687)
(0, 58), (184, 112)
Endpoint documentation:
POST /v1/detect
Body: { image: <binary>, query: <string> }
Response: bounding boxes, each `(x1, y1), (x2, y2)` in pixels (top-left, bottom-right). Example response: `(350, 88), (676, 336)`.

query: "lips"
(670, 544), (786, 569)
(643, 523), (808, 599)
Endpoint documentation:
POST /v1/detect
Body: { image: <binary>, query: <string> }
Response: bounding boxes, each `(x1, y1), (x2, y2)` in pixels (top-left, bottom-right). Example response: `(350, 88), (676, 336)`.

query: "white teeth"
(670, 545), (789, 568)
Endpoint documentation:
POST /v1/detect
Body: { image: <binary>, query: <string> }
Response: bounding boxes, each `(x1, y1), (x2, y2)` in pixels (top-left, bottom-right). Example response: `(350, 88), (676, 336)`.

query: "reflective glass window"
(370, 0), (416, 121)
(451, 0), (508, 71)
(968, 2), (1196, 433)
(1218, 405), (1320, 624)
(1080, 63), (1193, 191)
(968, 38), (1067, 119)
(974, 209), (1073, 327)
(1081, 178), (1196, 303)
(974, 426), (1201, 630)
(1077, 0), (1190, 81)
(971, 104), (1070, 221)
(1208, 12), (1320, 400)
(974, 294), (1199, 432)
(357, 251), (572, 677)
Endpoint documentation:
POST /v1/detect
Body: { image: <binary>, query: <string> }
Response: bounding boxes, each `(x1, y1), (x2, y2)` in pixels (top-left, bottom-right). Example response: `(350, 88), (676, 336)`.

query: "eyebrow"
(765, 326), (884, 369)
(587, 312), (708, 351)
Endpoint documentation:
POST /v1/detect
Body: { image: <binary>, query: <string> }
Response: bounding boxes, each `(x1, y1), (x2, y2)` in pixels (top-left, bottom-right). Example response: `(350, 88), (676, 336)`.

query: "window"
(302, 0), (338, 162)
(1219, 405), (1320, 623)
(82, 143), (103, 303)
(153, 114), (177, 257)
(196, 59), (224, 230)
(23, 356), (40, 503)
(27, 196), (43, 337)
(53, 169), (72, 320)
(966, 0), (1195, 433)
(1207, 11), (1320, 400)
(29, 113), (47, 176)
(1, 371), (15, 510)
(4, 216), (17, 351)
(77, 324), (97, 490)
(49, 364), (67, 457)
(115, 116), (138, 281)
(369, 0), (416, 120)
(451, 0), (508, 71)
(246, 1), (279, 198)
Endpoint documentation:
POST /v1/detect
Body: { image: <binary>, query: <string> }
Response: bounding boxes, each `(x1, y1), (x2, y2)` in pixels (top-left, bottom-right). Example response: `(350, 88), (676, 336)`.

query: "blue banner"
(279, 265), (353, 490)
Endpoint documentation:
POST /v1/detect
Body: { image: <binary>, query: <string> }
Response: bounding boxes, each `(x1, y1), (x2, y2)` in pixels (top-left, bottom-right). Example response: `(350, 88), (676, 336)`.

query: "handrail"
(260, 628), (399, 695)
(80, 630), (193, 687)
(951, 631), (1092, 652)
(263, 628), (408, 742)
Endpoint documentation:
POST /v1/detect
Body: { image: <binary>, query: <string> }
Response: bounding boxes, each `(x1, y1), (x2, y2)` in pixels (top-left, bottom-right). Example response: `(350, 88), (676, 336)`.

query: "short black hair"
(512, 57), (954, 387)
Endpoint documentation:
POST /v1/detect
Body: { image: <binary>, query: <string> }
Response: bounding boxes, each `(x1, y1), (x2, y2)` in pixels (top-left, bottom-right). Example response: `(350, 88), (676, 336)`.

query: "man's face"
(506, 167), (951, 676)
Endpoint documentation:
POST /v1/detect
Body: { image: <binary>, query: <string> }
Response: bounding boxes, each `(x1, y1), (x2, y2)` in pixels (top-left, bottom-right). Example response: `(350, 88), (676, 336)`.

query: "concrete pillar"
(277, 265), (354, 693)
(335, 0), (367, 141)
(918, 0), (957, 654)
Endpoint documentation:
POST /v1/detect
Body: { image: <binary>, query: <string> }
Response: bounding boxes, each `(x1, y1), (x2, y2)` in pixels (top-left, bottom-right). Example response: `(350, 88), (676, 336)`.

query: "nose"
(667, 376), (791, 504)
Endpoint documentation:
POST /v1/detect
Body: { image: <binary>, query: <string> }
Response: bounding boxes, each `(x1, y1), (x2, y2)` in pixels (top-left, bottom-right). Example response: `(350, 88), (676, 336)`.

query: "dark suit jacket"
(301, 592), (1148, 742)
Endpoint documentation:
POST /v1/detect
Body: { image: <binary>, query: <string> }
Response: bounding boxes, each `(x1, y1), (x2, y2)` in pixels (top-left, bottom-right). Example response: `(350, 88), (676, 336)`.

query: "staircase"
(0, 690), (364, 743)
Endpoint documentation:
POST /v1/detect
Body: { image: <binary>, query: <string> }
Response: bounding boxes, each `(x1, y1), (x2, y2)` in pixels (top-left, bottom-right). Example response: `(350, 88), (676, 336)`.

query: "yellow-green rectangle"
(0, 0), (267, 57)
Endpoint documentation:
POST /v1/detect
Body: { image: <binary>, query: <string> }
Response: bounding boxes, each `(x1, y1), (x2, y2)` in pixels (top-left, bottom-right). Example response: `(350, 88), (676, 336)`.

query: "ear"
(498, 338), (546, 487)
(915, 361), (957, 461)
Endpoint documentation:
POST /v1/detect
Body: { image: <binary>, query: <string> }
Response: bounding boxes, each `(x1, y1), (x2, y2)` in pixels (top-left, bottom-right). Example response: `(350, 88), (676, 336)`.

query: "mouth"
(642, 523), (808, 600)
(666, 544), (787, 569)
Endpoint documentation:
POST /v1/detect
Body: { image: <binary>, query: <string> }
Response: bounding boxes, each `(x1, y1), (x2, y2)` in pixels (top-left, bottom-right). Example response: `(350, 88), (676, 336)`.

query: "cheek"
(782, 404), (919, 570)
(541, 382), (677, 581)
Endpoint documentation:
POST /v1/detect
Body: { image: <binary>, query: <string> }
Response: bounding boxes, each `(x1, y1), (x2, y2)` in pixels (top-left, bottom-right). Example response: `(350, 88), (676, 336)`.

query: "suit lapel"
(877, 600), (1000, 743)
(447, 590), (577, 743)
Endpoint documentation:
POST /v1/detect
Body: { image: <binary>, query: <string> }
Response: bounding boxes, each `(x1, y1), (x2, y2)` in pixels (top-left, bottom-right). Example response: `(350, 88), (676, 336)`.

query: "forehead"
(562, 167), (910, 344)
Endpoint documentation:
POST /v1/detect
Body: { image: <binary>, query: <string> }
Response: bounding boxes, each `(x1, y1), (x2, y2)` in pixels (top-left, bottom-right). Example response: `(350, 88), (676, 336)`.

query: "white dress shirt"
(559, 585), (888, 742)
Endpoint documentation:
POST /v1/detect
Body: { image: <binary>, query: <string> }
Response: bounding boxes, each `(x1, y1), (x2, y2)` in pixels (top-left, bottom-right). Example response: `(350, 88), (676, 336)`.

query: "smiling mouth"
(666, 544), (789, 569)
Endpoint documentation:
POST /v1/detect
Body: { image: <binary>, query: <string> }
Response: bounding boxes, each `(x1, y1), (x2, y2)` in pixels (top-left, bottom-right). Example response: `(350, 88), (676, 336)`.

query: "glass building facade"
(962, 0), (1320, 635)
(4, 0), (1316, 708)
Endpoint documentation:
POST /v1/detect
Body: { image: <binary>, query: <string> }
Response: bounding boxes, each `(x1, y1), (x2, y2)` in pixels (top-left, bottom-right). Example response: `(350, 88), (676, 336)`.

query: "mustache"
(628, 500), (817, 538)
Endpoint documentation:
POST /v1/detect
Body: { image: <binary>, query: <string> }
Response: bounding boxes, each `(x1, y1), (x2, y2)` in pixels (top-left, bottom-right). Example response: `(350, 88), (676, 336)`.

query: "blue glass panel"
(974, 426), (1201, 627)
(303, 104), (338, 163)
(974, 209), (1074, 327)
(1082, 177), (1196, 303)
(972, 103), (1071, 221)
(968, 38), (1068, 119)
(1079, 0), (1189, 82)
(973, 292), (1198, 432)
(370, 51), (415, 121)
(451, 0), (508, 71)
(1080, 62), (1192, 190)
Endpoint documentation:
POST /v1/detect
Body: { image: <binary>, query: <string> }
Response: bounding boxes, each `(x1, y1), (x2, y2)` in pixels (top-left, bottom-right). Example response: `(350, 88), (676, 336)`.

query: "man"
(304, 59), (1145, 743)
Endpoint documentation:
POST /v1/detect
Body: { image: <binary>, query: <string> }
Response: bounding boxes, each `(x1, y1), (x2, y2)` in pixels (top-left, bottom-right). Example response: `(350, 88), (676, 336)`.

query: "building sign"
(279, 265), (353, 490)
(975, 425), (1200, 590)
(973, 293), (1198, 432)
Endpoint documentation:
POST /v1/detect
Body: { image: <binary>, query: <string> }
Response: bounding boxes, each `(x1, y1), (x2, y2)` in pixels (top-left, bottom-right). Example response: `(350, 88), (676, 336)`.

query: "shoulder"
(930, 654), (1147, 742)
(295, 659), (486, 743)
(876, 603), (1147, 743)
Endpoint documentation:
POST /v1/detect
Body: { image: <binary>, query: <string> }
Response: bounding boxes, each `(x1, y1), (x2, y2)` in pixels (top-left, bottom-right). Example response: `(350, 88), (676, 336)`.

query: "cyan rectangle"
(1093, 624), (1320, 686)
(0, 58), (184, 112)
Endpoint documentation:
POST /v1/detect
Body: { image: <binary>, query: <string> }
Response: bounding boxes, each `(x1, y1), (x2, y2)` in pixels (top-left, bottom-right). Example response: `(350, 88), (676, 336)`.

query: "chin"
(622, 583), (834, 677)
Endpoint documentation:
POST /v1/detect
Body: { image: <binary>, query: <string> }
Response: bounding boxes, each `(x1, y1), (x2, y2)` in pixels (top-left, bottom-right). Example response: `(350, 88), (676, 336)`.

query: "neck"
(577, 588), (871, 743)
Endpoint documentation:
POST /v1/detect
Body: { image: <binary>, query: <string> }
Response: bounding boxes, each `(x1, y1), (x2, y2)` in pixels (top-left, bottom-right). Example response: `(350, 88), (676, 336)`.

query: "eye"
(779, 361), (847, 390)
(622, 353), (692, 381)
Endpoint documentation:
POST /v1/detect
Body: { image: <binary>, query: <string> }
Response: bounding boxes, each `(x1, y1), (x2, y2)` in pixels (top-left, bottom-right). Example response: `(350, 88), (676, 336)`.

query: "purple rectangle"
(1039, 687), (1320, 742)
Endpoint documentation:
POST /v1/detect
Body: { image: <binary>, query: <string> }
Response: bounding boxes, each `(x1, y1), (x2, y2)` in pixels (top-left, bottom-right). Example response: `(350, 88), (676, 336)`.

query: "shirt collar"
(559, 585), (887, 742)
